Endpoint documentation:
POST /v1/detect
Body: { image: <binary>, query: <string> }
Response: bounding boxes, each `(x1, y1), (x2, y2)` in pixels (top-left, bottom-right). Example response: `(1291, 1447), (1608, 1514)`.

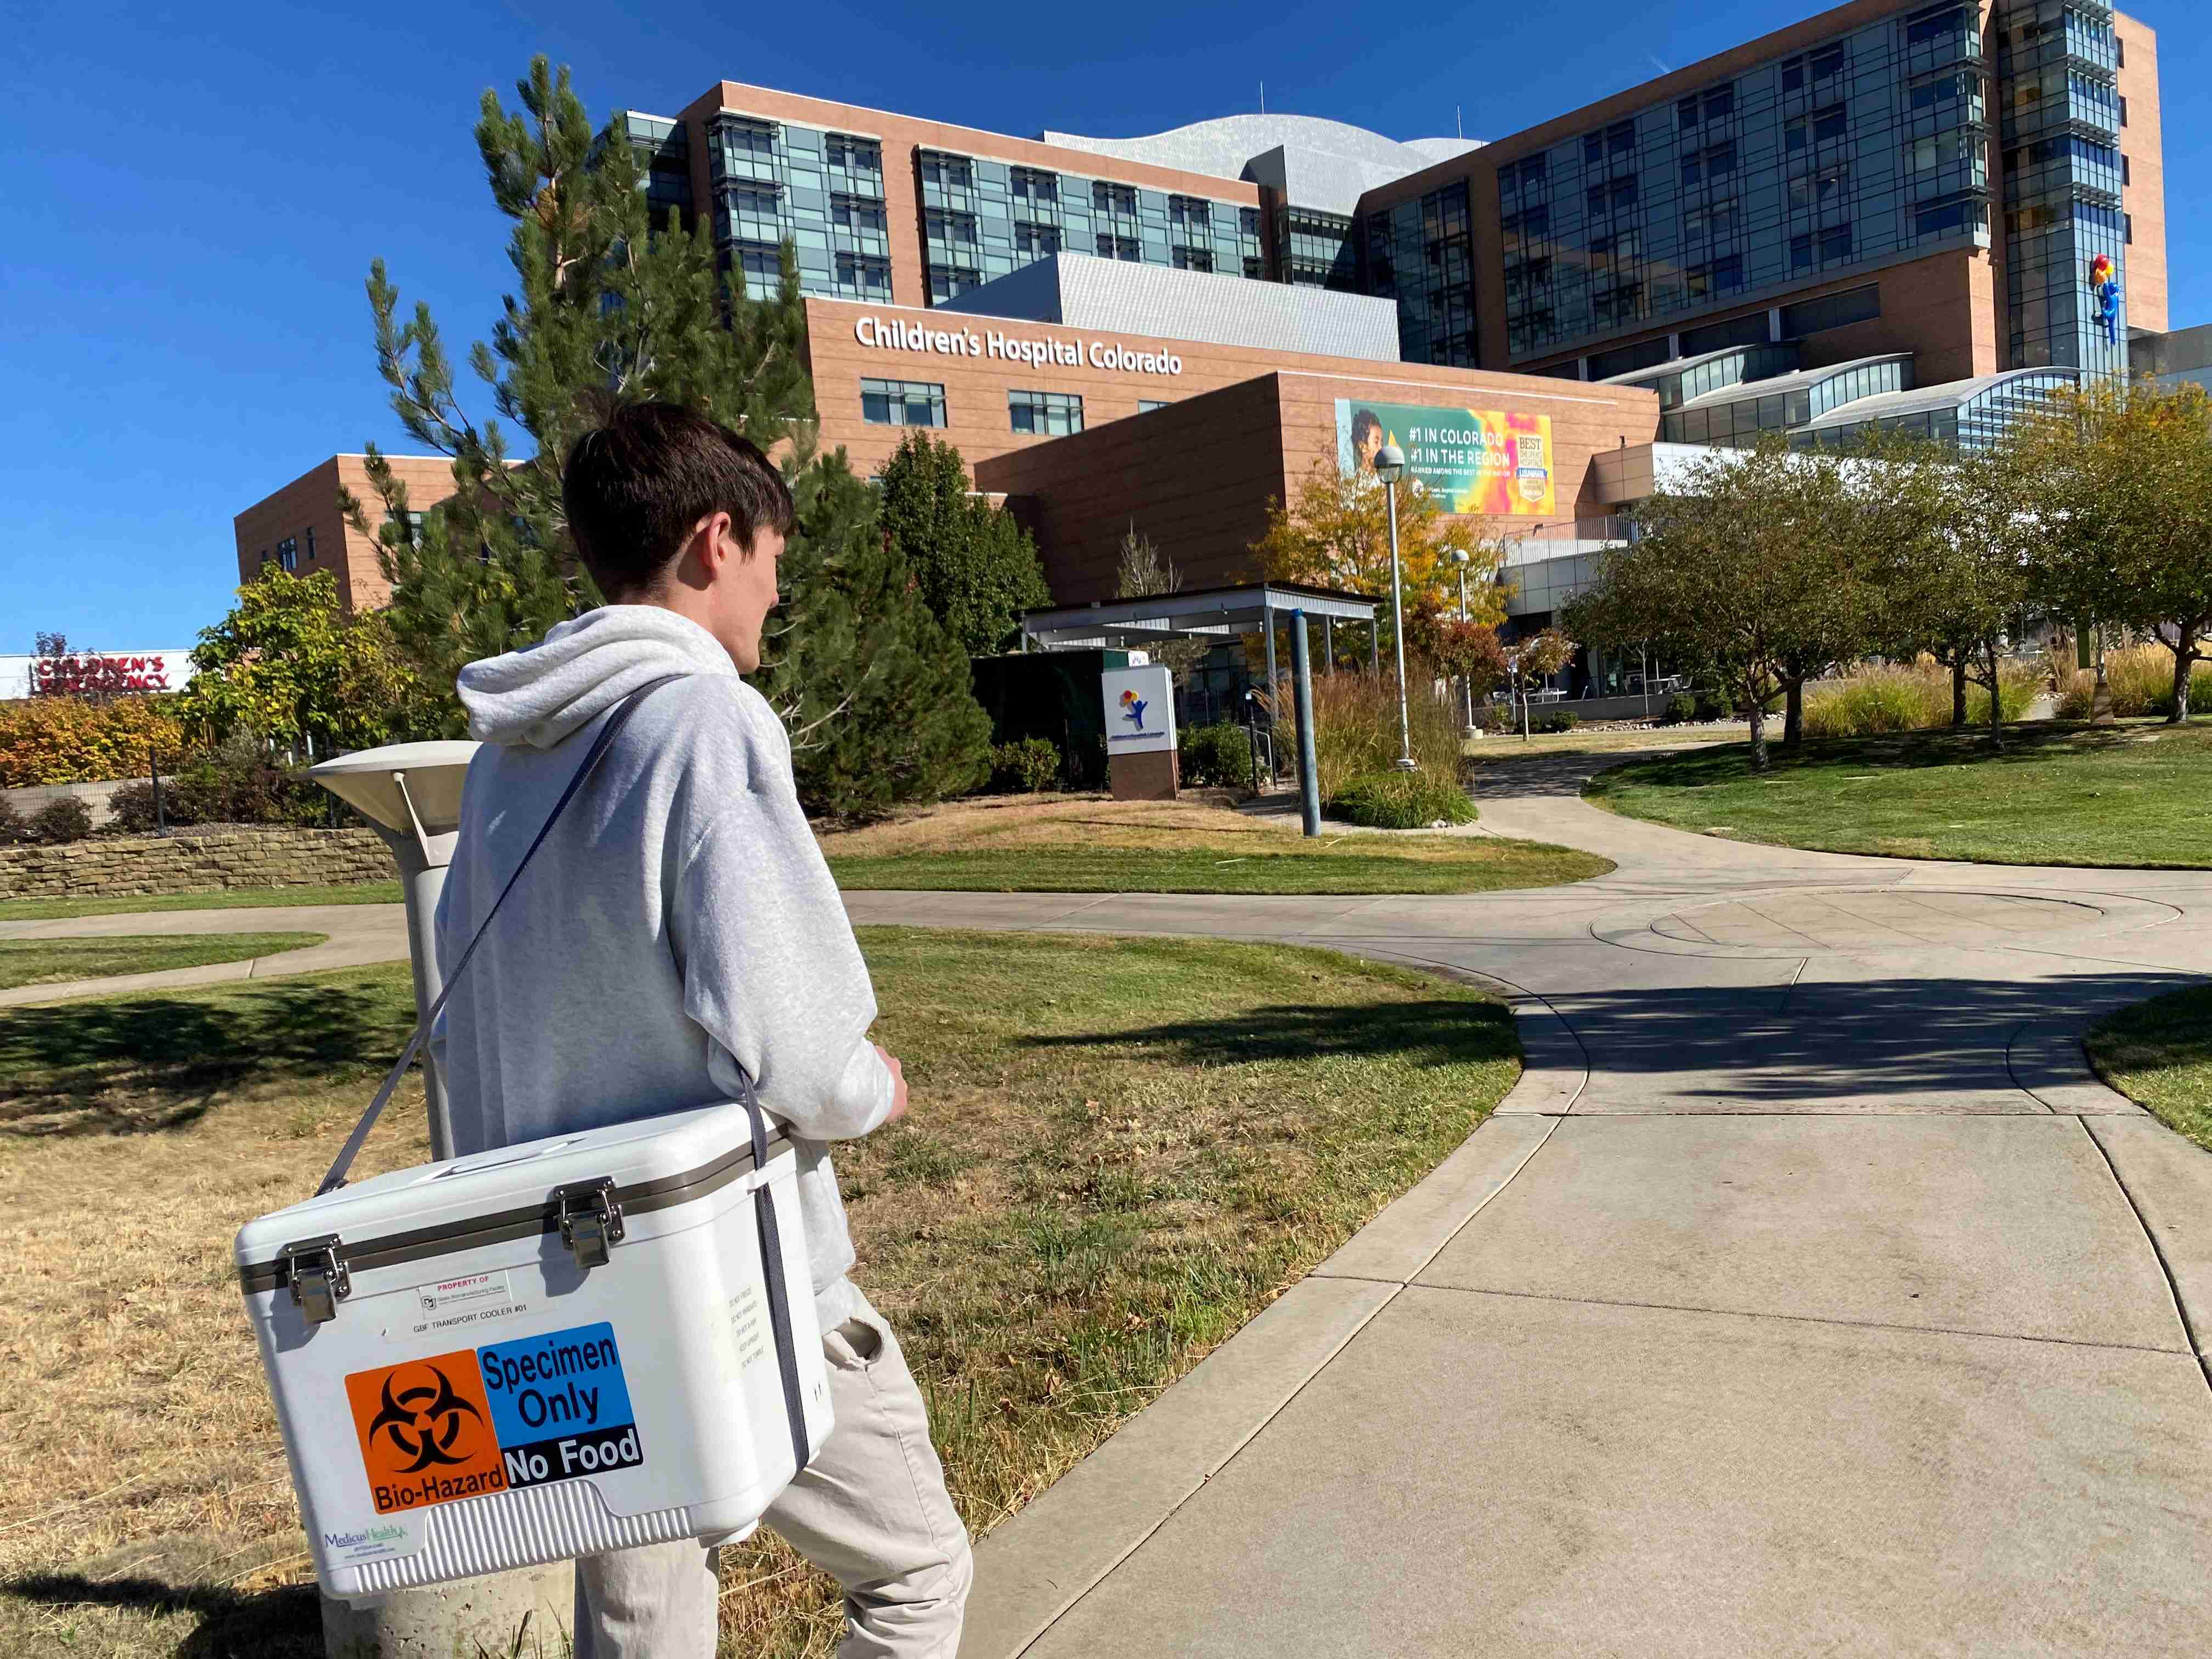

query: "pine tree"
(877, 430), (1051, 656)
(342, 57), (988, 811)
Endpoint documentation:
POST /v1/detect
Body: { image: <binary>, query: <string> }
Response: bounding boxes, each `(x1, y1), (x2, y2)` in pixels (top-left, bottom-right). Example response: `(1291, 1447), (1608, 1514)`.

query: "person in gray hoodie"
(432, 402), (972, 1658)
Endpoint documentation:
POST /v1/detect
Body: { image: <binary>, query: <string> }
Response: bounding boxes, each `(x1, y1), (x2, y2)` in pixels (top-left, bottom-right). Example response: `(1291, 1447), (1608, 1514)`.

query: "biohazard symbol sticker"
(345, 1350), (509, 1514)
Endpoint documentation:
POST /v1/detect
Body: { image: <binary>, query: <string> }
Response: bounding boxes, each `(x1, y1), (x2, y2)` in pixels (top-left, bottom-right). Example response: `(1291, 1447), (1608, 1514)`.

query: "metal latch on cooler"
(280, 1235), (352, 1324)
(552, 1178), (625, 1269)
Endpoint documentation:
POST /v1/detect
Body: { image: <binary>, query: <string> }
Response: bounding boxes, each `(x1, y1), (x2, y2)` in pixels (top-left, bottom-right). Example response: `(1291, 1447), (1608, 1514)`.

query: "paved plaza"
(10, 748), (2210, 1654)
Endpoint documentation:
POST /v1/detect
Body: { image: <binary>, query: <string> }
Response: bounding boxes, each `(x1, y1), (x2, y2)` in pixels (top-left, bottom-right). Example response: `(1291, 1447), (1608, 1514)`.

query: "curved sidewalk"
(0, 904), (408, 1008)
(837, 752), (2212, 1658)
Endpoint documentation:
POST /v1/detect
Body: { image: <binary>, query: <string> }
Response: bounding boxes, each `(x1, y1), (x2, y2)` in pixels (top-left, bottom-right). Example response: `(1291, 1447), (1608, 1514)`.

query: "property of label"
(344, 1321), (644, 1515)
(320, 1517), (416, 1565)
(387, 1268), (527, 1345)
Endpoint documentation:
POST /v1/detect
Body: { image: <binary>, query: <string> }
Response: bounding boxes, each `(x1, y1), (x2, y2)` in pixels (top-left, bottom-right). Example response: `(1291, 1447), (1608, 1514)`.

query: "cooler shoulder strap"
(314, 675), (683, 1197)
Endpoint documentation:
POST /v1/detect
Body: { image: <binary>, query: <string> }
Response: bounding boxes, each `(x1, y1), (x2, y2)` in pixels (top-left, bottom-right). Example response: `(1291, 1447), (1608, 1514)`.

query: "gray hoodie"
(431, 605), (894, 1318)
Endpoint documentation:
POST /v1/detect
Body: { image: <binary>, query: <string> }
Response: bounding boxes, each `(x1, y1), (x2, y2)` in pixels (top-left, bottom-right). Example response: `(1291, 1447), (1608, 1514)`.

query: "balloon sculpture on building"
(2090, 253), (2121, 346)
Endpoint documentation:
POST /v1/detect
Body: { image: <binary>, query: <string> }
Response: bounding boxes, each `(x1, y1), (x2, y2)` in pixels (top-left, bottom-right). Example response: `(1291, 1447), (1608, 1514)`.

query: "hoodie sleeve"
(668, 695), (896, 1142)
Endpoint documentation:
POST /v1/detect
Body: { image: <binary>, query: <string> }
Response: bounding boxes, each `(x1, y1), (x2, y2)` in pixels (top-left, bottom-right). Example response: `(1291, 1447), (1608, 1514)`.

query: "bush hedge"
(26, 796), (94, 844)
(0, 695), (190, 787)
(1325, 771), (1477, 830)
(1533, 709), (1580, 733)
(985, 737), (1063, 794)
(103, 750), (336, 832)
(1177, 721), (1255, 789)
(1664, 693), (1698, 725)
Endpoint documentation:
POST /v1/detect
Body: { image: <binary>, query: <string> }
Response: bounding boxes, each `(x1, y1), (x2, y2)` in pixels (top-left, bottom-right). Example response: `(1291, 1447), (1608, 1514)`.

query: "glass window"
(861, 378), (946, 427)
(1168, 196), (1212, 228)
(919, 151), (973, 189)
(1244, 255), (1266, 278)
(834, 252), (890, 296)
(831, 192), (885, 233)
(1092, 180), (1138, 214)
(1240, 206), (1262, 237)
(1812, 45), (1844, 81)
(1782, 58), (1805, 93)
(1681, 154), (1702, 187)
(1172, 245), (1214, 271)
(1014, 221), (1061, 256)
(826, 134), (882, 172)
(1094, 233), (1140, 260)
(1791, 233), (1813, 269)
(1587, 184), (1608, 215)
(1608, 120), (1635, 155)
(1011, 166), (1058, 202)
(1612, 176), (1639, 207)
(1709, 141), (1737, 177)
(1583, 132), (1604, 164)
(1820, 223), (1854, 261)
(924, 208), (977, 245)
(1780, 284), (1881, 336)
(1008, 390), (1084, 436)
(1138, 400), (1170, 414)
(1678, 96), (1701, 130)
(1706, 87), (1735, 122)
(1812, 104), (1847, 142)
(276, 536), (298, 572)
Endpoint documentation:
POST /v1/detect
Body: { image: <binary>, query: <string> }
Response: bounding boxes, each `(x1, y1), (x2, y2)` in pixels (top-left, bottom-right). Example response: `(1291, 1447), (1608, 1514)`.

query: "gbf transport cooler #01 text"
(235, 1101), (833, 1602)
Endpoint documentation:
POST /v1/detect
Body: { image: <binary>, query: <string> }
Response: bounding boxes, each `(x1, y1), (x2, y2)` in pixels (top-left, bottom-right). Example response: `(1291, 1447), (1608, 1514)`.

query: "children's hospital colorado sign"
(854, 315), (1184, 377)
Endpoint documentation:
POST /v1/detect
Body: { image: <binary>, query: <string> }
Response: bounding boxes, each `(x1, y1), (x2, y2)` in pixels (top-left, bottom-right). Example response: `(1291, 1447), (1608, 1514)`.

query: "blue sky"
(2, 0), (2202, 649)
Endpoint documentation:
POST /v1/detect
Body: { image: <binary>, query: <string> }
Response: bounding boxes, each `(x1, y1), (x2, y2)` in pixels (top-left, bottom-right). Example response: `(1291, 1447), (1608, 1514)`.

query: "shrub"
(1692, 691), (1732, 722)
(1664, 693), (1697, 725)
(985, 737), (1062, 794)
(1177, 721), (1255, 789)
(0, 695), (189, 787)
(0, 795), (27, 845)
(1533, 709), (1579, 734)
(27, 796), (94, 844)
(1325, 771), (1477, 830)
(108, 779), (186, 833)
(1469, 704), (1509, 735)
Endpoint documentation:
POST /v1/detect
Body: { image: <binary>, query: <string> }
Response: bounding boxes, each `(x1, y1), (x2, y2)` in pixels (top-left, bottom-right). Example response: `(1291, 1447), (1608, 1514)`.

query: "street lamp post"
(1448, 545), (1475, 737)
(1374, 443), (1417, 771)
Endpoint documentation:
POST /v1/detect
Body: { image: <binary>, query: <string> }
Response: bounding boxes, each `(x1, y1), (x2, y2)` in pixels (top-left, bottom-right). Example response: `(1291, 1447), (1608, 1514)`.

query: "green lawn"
(0, 881), (400, 921)
(0, 932), (325, 990)
(1586, 720), (2212, 867)
(828, 839), (1610, 894)
(0, 932), (1517, 1657)
(2086, 984), (2212, 1153)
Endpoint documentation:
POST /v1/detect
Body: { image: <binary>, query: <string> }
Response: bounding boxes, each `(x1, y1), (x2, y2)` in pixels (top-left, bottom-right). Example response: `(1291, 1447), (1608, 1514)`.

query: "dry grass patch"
(0, 930), (1518, 1657)
(822, 793), (1610, 894)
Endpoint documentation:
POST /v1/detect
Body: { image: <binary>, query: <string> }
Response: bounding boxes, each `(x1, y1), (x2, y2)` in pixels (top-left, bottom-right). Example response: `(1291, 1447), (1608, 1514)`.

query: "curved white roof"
(1799, 367), (2084, 431)
(1039, 114), (1482, 212)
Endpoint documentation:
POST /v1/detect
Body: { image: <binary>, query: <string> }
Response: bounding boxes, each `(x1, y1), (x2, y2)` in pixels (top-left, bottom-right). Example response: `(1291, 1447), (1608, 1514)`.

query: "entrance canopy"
(1018, 581), (1379, 652)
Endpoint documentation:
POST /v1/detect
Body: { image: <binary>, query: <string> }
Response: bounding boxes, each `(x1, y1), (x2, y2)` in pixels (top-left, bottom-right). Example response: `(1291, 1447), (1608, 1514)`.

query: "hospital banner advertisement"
(1335, 400), (1555, 516)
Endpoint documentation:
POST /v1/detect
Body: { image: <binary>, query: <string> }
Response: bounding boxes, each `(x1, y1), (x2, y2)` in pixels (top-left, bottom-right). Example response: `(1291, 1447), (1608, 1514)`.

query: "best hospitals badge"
(1514, 431), (1551, 506)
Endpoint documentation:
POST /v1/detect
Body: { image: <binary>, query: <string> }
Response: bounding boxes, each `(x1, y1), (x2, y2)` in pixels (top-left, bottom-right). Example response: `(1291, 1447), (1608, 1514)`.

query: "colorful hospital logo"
(1119, 689), (1148, 731)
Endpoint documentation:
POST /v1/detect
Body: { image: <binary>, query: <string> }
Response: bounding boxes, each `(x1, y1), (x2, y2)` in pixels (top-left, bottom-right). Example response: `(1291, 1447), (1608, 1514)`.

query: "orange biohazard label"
(345, 1349), (510, 1515)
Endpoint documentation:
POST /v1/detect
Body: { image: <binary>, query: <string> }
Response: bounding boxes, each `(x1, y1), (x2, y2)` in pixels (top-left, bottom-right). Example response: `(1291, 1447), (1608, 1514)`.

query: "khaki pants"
(573, 1282), (973, 1658)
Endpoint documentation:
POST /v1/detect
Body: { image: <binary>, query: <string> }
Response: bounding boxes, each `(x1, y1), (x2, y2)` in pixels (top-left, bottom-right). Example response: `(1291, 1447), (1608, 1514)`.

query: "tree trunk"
(2169, 627), (2196, 724)
(1985, 640), (2004, 749)
(1783, 680), (1804, 748)
(1951, 656), (1967, 727)
(1747, 697), (1769, 772)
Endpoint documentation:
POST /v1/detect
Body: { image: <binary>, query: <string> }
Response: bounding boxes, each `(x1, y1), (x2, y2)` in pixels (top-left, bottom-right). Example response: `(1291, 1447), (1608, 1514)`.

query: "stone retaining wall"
(0, 827), (388, 900)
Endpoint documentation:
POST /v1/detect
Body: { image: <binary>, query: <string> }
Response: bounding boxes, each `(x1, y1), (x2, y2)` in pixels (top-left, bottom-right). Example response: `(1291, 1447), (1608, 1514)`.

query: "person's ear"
(682, 511), (733, 587)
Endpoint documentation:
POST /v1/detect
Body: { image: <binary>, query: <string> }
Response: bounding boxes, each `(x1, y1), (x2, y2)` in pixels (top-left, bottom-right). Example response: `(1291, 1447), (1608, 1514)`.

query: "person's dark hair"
(561, 402), (794, 598)
(1350, 409), (1384, 453)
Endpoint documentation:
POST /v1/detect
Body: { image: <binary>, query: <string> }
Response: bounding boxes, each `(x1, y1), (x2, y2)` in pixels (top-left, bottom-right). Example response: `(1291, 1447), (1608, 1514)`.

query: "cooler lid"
(235, 1101), (788, 1293)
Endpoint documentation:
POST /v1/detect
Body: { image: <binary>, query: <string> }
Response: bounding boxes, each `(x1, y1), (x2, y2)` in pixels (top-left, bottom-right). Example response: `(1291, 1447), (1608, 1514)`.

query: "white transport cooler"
(236, 1101), (833, 1605)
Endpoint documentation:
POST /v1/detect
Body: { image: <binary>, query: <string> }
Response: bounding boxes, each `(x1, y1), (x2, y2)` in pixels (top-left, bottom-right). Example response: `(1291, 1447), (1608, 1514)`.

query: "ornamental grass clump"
(1801, 659), (2040, 738)
(1326, 771), (1477, 830)
(1264, 668), (1464, 803)
(2053, 644), (2212, 720)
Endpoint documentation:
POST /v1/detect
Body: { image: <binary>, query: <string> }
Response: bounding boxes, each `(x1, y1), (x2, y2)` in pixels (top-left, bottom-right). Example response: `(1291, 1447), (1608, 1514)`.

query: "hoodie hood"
(457, 606), (739, 749)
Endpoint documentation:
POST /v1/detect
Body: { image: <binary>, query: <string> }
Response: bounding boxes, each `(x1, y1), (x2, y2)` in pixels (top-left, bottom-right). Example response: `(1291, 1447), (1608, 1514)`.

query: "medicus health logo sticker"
(343, 1321), (644, 1515)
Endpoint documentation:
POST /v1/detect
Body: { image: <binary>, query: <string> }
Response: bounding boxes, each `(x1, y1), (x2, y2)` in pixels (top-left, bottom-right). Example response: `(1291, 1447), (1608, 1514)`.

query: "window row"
(860, 380), (1098, 437)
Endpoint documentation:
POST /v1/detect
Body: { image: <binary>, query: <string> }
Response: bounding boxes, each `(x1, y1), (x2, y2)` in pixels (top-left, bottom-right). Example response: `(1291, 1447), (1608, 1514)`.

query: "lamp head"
(1449, 546), (1470, 567)
(308, 741), (480, 834)
(1372, 444), (1406, 483)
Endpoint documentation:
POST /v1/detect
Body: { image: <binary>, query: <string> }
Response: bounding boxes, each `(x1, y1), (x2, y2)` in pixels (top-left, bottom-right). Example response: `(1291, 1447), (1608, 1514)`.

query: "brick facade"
(232, 454), (454, 610)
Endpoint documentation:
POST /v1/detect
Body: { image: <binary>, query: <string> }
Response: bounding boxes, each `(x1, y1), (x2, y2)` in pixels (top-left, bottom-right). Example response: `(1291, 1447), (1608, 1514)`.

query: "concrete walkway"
(838, 752), (2212, 1657)
(0, 904), (408, 1007)
(11, 753), (2212, 1651)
